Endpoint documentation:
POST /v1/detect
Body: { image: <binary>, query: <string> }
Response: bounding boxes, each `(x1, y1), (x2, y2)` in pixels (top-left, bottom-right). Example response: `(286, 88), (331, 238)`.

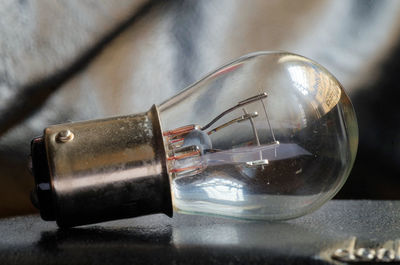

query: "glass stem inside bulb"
(163, 93), (280, 179)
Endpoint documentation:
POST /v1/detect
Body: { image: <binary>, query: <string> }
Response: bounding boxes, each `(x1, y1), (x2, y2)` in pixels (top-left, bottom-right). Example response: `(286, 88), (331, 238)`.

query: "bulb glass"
(158, 51), (358, 220)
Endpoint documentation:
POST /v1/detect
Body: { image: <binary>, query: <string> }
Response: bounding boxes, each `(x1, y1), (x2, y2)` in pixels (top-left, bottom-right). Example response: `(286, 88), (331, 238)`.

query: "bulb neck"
(30, 105), (172, 227)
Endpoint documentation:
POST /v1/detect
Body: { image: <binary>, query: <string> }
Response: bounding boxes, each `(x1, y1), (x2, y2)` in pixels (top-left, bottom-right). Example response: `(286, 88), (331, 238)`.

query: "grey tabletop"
(0, 200), (399, 265)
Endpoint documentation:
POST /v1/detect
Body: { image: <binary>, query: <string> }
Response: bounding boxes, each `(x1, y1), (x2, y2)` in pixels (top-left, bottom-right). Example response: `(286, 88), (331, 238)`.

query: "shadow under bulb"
(30, 51), (358, 227)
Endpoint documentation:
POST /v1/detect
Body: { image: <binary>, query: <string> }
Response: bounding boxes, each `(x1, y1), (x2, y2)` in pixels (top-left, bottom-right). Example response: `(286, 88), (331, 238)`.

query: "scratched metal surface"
(0, 200), (399, 265)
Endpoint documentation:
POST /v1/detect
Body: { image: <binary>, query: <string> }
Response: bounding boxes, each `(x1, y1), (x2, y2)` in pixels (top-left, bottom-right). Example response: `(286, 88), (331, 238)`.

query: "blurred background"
(0, 0), (399, 217)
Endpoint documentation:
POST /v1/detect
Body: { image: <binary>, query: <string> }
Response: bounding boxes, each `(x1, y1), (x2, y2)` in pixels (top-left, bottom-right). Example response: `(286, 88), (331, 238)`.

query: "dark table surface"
(0, 200), (399, 265)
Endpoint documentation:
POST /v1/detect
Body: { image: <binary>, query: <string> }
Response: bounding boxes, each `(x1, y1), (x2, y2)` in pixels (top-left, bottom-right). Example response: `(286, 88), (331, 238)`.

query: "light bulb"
(30, 51), (358, 227)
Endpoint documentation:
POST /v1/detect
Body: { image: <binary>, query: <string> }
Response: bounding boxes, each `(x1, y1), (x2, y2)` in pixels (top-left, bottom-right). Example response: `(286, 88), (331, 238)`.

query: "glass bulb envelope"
(159, 51), (358, 220)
